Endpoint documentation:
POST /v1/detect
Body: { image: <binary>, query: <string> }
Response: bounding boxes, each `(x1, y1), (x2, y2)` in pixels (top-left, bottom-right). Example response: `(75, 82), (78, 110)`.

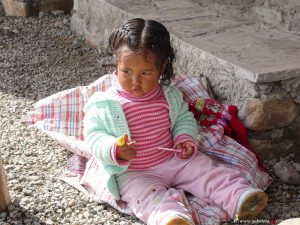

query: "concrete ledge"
(71, 0), (300, 84)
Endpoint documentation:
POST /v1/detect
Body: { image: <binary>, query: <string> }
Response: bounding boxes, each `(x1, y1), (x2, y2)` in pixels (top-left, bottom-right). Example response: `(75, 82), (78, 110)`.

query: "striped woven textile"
(28, 73), (272, 224)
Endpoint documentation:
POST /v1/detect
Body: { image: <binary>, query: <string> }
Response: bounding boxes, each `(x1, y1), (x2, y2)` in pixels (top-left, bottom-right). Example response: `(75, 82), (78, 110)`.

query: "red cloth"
(188, 97), (265, 170)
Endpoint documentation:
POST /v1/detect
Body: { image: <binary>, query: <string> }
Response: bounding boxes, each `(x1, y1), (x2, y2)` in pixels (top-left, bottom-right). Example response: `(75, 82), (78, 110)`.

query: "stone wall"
(173, 37), (300, 160)
(71, 0), (300, 159)
(71, 0), (129, 48)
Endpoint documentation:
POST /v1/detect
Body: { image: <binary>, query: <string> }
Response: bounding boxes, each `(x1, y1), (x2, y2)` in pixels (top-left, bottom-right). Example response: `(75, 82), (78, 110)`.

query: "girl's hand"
(175, 141), (195, 159)
(116, 134), (136, 161)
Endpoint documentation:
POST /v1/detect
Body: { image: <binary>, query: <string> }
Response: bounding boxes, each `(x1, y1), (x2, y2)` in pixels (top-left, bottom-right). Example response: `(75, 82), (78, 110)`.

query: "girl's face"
(116, 47), (164, 97)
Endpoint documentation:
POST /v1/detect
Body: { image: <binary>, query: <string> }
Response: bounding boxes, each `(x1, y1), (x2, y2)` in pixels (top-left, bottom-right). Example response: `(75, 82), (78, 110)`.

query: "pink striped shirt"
(115, 85), (174, 170)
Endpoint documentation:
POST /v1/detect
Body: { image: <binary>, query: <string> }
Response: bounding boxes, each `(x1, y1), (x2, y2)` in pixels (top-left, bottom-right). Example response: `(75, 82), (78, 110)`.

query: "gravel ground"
(0, 13), (299, 225)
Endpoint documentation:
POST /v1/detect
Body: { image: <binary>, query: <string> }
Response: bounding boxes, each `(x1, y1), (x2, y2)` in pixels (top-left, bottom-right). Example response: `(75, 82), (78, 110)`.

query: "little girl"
(83, 18), (268, 225)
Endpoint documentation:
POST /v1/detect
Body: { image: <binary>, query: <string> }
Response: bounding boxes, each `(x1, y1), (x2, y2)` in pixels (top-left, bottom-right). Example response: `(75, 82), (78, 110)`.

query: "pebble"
(294, 162), (300, 172)
(0, 212), (7, 219)
(51, 10), (65, 16)
(0, 12), (299, 225)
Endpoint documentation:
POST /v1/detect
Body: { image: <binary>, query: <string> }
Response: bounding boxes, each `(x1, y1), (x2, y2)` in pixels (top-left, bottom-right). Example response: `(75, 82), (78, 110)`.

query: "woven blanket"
(28, 74), (272, 225)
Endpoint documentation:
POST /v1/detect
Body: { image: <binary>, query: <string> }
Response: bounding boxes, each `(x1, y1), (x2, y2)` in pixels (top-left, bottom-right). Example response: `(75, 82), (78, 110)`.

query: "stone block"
(238, 98), (298, 131)
(1, 0), (73, 17)
(249, 138), (294, 160)
(70, 12), (84, 36)
(2, 0), (30, 16)
(274, 161), (300, 185)
(257, 1), (300, 33)
(282, 77), (300, 104)
(71, 0), (130, 49)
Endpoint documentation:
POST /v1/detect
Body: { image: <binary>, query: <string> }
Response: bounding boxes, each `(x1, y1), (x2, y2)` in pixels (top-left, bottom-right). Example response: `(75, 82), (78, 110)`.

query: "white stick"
(157, 147), (182, 153)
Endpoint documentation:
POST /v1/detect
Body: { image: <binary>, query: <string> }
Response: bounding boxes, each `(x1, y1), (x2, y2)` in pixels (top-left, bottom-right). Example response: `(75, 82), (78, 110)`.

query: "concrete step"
(194, 0), (300, 34)
(72, 0), (300, 84)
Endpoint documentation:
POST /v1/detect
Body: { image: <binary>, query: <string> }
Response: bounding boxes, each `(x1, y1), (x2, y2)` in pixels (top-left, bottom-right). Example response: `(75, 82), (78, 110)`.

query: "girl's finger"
(124, 134), (129, 142)
(187, 145), (193, 152)
(176, 143), (182, 149)
(127, 141), (135, 147)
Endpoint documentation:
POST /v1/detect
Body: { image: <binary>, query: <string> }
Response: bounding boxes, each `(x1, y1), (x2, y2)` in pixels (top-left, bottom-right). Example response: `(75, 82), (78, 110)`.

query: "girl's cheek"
(125, 80), (132, 88)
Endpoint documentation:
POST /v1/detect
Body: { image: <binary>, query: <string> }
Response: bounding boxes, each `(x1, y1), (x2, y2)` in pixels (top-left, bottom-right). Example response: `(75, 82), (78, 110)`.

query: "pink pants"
(116, 152), (253, 225)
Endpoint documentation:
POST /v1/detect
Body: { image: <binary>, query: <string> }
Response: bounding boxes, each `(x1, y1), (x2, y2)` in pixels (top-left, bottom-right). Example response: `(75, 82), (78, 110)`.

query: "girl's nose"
(132, 74), (141, 85)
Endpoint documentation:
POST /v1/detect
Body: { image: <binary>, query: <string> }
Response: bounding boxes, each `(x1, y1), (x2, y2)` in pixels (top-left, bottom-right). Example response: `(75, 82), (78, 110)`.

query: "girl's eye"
(121, 69), (131, 74)
(142, 71), (151, 76)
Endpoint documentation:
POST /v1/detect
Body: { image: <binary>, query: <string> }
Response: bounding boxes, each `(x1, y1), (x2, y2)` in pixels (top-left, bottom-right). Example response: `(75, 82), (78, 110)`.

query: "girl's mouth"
(132, 87), (141, 92)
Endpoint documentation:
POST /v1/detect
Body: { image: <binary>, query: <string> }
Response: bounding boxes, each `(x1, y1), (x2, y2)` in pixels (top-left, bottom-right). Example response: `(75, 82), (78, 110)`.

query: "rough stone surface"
(254, 0), (300, 33)
(247, 126), (300, 160)
(274, 161), (300, 185)
(238, 98), (298, 131)
(2, 0), (30, 16)
(282, 77), (300, 104)
(249, 138), (295, 160)
(197, 0), (300, 33)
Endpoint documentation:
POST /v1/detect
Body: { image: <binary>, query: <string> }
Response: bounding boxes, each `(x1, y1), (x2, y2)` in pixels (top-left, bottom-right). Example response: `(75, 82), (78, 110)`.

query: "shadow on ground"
(0, 14), (113, 102)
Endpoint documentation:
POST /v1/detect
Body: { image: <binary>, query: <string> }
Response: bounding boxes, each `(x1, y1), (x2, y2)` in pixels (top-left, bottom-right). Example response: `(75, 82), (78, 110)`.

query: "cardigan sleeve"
(83, 107), (118, 166)
(168, 87), (198, 142)
(83, 94), (130, 170)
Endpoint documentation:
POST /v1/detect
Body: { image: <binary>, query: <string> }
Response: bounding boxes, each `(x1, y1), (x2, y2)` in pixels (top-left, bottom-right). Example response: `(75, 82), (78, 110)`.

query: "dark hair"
(108, 18), (175, 83)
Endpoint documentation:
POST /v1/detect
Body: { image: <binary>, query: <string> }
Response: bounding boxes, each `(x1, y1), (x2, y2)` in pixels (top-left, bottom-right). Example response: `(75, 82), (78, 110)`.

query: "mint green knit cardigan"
(83, 85), (198, 199)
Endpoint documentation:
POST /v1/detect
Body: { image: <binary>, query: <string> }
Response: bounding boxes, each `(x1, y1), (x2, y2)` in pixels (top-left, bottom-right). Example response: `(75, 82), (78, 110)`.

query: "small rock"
(78, 214), (86, 220)
(293, 163), (300, 172)
(24, 219), (33, 224)
(62, 218), (71, 223)
(119, 222), (126, 225)
(274, 161), (300, 185)
(9, 210), (19, 218)
(8, 204), (15, 211)
(0, 212), (7, 219)
(69, 199), (76, 207)
(12, 197), (22, 205)
(45, 219), (54, 225)
(39, 11), (45, 18)
(51, 10), (65, 16)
